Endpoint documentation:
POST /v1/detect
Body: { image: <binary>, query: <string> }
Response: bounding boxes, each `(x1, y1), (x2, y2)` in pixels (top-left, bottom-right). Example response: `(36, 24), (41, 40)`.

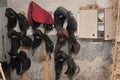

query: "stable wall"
(6, 0), (113, 80)
(7, 0), (111, 35)
(7, 0), (111, 18)
(0, 0), (8, 62)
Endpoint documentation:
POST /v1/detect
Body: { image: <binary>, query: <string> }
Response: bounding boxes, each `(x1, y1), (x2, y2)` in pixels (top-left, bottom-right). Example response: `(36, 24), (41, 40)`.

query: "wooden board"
(22, 71), (27, 80)
(43, 31), (49, 80)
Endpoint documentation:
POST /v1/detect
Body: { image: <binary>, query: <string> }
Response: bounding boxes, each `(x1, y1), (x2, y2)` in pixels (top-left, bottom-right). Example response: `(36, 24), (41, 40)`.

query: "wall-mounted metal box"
(78, 8), (115, 40)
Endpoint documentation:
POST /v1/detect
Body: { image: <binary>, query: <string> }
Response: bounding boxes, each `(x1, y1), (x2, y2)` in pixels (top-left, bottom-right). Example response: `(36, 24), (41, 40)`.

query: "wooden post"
(110, 0), (120, 80)
(0, 63), (6, 80)
(22, 71), (27, 80)
(21, 47), (27, 80)
(43, 30), (49, 80)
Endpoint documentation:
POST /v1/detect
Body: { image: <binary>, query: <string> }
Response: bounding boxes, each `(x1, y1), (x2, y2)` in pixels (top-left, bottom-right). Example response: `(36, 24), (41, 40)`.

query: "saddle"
(5, 8), (31, 75)
(9, 51), (31, 75)
(32, 29), (54, 57)
(54, 7), (80, 80)
(55, 50), (79, 80)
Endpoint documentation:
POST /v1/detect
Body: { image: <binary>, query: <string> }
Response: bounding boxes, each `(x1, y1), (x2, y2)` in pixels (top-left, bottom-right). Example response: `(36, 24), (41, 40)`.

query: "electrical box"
(78, 8), (115, 40)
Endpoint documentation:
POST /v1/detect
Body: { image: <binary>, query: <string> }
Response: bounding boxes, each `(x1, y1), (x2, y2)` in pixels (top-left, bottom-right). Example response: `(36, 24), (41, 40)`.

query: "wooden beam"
(43, 30), (49, 80)
(0, 63), (6, 80)
(21, 47), (27, 80)
(22, 71), (27, 80)
(110, 0), (120, 80)
(44, 45), (49, 80)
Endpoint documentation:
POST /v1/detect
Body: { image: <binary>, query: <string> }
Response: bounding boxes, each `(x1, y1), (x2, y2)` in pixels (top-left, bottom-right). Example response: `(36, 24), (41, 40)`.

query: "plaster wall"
(5, 0), (113, 80)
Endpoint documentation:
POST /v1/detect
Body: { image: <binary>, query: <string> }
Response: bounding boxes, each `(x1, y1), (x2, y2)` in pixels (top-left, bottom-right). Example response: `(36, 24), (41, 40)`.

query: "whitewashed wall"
(7, 0), (111, 17)
(7, 0), (111, 35)
(0, 7), (8, 62)
(6, 0), (113, 80)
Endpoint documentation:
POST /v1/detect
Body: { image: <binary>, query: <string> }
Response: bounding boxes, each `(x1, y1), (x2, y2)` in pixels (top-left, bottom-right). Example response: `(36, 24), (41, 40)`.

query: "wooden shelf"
(98, 22), (104, 24)
(97, 37), (104, 39)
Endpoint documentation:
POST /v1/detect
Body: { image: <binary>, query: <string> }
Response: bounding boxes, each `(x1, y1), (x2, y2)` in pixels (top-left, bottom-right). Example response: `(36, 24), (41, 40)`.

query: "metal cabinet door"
(78, 10), (98, 39)
(104, 8), (115, 40)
